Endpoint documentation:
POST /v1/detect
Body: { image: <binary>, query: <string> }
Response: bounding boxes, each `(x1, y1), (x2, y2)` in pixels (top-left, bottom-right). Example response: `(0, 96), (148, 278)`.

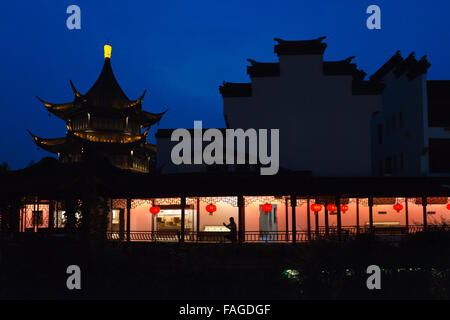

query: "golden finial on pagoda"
(104, 44), (112, 59)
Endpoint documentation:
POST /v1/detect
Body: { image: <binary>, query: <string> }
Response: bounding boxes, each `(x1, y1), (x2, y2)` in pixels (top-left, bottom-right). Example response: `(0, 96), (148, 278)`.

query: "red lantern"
(327, 204), (337, 212)
(149, 206), (160, 214)
(393, 203), (403, 212)
(446, 203), (450, 210)
(206, 204), (217, 215)
(261, 203), (273, 215)
(311, 204), (322, 212)
(341, 205), (349, 213)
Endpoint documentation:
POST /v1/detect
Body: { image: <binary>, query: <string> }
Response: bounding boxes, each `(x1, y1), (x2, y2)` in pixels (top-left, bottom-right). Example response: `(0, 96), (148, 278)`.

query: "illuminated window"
(55, 210), (66, 228)
(112, 209), (121, 224)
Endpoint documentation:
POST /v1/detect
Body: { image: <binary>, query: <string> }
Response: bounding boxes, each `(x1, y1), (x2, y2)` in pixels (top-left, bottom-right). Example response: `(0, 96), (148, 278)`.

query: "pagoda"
(29, 44), (165, 173)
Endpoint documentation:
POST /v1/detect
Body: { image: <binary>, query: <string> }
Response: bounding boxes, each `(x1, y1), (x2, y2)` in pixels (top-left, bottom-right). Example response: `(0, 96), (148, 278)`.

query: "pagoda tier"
(30, 44), (164, 173)
(36, 53), (166, 126)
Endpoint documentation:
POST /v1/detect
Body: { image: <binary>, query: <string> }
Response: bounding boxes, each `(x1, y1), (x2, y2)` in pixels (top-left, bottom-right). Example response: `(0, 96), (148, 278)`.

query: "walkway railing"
(106, 225), (450, 243)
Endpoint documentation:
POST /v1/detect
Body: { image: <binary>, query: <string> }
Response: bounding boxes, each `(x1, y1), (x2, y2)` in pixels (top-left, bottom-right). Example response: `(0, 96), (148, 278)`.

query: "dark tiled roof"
(274, 36), (327, 56)
(246, 59), (280, 78)
(323, 57), (366, 80)
(219, 82), (252, 98)
(2, 157), (450, 199)
(370, 50), (403, 82)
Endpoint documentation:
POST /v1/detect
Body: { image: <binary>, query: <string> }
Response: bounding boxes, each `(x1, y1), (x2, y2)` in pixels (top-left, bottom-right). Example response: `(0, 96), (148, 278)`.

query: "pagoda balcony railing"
(105, 225), (447, 243)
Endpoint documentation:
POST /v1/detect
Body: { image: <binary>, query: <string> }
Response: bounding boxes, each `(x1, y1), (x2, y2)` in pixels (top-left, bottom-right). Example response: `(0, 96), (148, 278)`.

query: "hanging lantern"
(341, 205), (349, 213)
(149, 206), (160, 214)
(327, 204), (337, 212)
(261, 203), (273, 215)
(206, 204), (217, 215)
(311, 203), (322, 212)
(393, 203), (403, 212)
(446, 203), (450, 210)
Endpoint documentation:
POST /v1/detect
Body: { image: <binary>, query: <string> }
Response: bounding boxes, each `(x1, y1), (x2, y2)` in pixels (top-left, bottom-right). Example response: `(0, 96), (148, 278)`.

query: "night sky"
(1, 0), (449, 169)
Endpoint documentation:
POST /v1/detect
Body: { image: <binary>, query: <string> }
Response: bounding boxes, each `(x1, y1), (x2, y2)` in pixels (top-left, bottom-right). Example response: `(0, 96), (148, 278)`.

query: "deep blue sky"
(1, 0), (449, 169)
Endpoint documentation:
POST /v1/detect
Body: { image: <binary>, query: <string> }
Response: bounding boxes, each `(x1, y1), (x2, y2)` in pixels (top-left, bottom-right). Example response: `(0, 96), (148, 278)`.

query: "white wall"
(223, 54), (382, 176)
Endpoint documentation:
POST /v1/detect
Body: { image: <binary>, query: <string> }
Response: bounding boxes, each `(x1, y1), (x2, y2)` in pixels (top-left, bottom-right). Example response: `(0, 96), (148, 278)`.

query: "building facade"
(370, 51), (450, 177)
(1, 41), (450, 243)
(220, 37), (384, 176)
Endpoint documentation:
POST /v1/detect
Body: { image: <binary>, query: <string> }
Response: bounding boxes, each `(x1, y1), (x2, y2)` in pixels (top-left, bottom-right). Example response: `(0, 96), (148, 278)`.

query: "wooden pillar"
(48, 200), (55, 231)
(306, 199), (311, 241)
(126, 198), (131, 242)
(180, 197), (186, 243)
(324, 201), (329, 236)
(369, 197), (374, 232)
(33, 197), (37, 233)
(196, 198), (200, 233)
(238, 195), (245, 243)
(291, 195), (297, 244)
(314, 212), (319, 236)
(422, 196), (427, 231)
(285, 198), (289, 242)
(336, 196), (341, 240)
(356, 198), (360, 234)
(405, 197), (409, 230)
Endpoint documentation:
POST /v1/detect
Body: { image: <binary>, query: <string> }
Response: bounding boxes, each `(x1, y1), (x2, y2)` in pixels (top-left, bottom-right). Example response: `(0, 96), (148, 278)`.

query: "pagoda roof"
(27, 129), (153, 155)
(35, 46), (165, 125)
(84, 58), (135, 109)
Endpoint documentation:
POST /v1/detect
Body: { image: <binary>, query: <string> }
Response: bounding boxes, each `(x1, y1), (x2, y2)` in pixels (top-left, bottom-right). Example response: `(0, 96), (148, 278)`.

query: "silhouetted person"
(223, 217), (237, 243)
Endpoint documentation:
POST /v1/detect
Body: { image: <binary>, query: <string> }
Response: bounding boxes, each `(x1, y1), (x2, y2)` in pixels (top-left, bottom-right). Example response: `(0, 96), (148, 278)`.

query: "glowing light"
(261, 203), (273, 214)
(311, 203), (322, 212)
(327, 204), (337, 212)
(206, 204), (217, 215)
(447, 204), (450, 210)
(104, 44), (112, 59)
(393, 203), (403, 212)
(149, 206), (160, 214)
(283, 269), (300, 280)
(341, 205), (349, 213)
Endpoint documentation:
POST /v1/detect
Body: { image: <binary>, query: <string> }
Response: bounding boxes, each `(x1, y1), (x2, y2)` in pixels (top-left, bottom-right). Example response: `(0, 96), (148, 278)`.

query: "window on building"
(54, 210), (66, 228)
(377, 124), (383, 144)
(112, 209), (121, 225)
(385, 157), (392, 175)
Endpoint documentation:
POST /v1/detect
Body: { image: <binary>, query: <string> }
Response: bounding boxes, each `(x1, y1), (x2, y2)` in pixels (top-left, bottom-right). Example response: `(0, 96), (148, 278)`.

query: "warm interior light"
(104, 44), (112, 59)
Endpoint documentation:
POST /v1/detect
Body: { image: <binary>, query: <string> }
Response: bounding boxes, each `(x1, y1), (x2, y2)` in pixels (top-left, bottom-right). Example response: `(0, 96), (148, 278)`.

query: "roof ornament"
(104, 43), (112, 59)
(127, 90), (147, 108)
(70, 80), (83, 97)
(344, 56), (356, 63)
(36, 96), (52, 108)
